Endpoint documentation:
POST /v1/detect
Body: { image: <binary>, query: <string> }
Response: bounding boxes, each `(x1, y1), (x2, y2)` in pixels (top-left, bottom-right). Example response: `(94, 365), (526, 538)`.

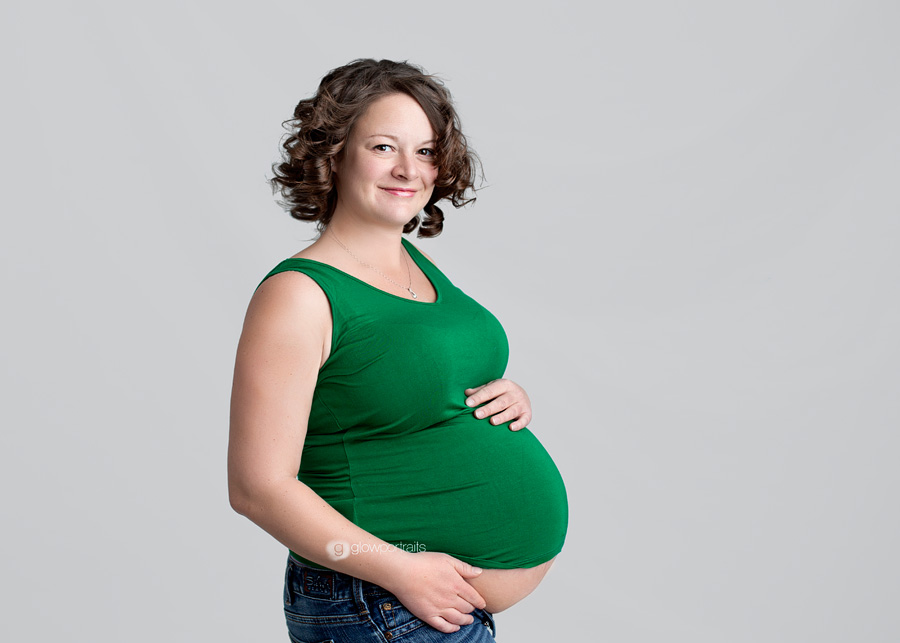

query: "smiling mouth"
(381, 188), (418, 197)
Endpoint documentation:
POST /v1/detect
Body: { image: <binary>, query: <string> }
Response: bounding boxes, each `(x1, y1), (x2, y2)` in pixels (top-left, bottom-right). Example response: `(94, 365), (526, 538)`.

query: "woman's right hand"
(382, 551), (487, 633)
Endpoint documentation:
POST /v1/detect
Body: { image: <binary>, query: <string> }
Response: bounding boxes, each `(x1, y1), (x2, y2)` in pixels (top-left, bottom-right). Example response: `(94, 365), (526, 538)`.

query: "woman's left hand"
(464, 379), (532, 431)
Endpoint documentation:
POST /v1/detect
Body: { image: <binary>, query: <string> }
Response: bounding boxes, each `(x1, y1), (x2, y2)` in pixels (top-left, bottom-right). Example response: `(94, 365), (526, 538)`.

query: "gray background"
(2, 1), (898, 641)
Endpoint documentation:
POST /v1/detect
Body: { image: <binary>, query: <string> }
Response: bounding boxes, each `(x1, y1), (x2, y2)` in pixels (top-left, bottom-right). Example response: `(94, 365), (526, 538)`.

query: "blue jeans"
(283, 555), (497, 642)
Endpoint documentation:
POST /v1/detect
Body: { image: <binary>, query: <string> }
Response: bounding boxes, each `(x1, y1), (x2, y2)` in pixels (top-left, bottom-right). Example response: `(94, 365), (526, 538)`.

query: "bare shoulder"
(239, 269), (332, 366)
(248, 270), (329, 326)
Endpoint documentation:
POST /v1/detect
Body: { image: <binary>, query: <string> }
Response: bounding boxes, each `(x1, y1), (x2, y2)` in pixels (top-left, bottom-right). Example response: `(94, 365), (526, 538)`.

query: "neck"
(324, 214), (408, 271)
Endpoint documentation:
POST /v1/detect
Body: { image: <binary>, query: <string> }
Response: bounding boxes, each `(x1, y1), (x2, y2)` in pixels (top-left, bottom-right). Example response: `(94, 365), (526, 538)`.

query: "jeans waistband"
(286, 553), (392, 601)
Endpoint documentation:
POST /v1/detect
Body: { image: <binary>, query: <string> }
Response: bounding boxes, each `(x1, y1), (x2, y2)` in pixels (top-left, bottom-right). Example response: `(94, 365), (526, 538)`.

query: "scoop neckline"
(281, 237), (442, 305)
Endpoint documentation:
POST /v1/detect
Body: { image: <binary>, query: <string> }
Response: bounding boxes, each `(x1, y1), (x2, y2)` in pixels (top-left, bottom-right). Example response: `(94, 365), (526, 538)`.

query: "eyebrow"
(365, 134), (435, 145)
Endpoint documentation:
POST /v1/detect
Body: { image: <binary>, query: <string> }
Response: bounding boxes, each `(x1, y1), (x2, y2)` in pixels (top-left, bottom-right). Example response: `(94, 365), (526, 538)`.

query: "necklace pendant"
(408, 288), (418, 299)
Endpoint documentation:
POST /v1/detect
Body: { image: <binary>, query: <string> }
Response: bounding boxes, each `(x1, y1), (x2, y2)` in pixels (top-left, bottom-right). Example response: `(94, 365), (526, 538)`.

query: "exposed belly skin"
(469, 557), (557, 613)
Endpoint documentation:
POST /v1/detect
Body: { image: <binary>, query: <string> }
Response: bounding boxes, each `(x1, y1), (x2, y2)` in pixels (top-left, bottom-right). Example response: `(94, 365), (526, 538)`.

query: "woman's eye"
(419, 148), (436, 157)
(373, 144), (392, 152)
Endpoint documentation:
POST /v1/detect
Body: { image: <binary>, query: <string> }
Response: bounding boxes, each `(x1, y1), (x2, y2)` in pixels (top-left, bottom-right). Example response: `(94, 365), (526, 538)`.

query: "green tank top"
(258, 237), (568, 569)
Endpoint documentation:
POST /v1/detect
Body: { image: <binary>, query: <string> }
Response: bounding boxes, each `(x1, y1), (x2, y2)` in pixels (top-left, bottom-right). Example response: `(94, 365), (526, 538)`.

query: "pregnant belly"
(332, 413), (568, 571)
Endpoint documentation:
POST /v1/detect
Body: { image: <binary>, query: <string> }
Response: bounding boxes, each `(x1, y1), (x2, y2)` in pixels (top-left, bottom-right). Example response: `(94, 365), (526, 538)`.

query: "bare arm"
(227, 270), (485, 632)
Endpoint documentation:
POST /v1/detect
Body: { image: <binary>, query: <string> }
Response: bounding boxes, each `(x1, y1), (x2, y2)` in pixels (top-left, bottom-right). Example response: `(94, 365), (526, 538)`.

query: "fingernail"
(465, 398), (475, 407)
(475, 410), (483, 418)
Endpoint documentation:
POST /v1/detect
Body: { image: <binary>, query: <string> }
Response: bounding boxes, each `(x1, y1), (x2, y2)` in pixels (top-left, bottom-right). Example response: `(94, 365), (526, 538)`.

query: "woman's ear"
(330, 157), (337, 173)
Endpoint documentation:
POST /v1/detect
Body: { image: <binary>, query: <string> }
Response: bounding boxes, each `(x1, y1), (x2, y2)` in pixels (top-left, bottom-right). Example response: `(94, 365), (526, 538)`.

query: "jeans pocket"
(372, 596), (427, 638)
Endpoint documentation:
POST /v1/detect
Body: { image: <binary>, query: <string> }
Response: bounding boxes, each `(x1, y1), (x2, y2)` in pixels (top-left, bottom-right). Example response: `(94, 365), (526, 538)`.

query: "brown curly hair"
(269, 59), (480, 237)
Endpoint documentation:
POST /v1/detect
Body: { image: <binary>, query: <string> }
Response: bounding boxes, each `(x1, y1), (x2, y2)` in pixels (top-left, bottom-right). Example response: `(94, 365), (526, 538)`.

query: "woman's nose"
(392, 152), (418, 180)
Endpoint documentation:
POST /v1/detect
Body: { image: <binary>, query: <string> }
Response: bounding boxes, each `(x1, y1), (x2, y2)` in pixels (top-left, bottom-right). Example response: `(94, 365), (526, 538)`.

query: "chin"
(373, 208), (428, 226)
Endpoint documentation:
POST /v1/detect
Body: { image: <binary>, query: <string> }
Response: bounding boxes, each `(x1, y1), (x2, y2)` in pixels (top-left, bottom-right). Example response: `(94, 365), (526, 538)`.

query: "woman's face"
(332, 93), (438, 229)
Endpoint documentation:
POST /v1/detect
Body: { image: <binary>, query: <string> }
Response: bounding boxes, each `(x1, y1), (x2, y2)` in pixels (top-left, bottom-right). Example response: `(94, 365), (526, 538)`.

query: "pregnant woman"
(228, 59), (568, 642)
